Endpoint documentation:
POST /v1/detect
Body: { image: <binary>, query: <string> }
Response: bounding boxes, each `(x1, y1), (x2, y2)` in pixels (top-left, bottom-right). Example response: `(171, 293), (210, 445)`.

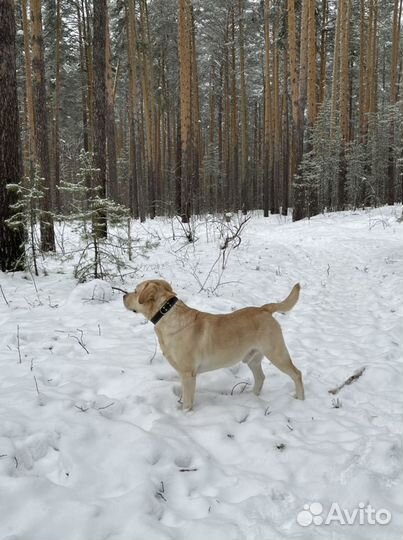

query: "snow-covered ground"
(0, 206), (402, 540)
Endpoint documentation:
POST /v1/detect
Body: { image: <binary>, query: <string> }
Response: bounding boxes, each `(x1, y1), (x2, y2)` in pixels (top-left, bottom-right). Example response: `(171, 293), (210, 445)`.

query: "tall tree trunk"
(222, 16), (230, 209)
(217, 62), (224, 210)
(319, 0), (329, 105)
(339, 0), (351, 144)
(338, 0), (351, 210)
(21, 0), (36, 176)
(307, 0), (318, 216)
(272, 13), (280, 214)
(307, 0), (317, 127)
(282, 48), (290, 215)
(77, 2), (89, 152)
(53, 0), (62, 212)
(229, 7), (239, 211)
(367, 0), (378, 118)
(105, 12), (118, 202)
(127, 0), (142, 220)
(263, 0), (272, 217)
(252, 100), (258, 209)
(139, 0), (156, 218)
(239, 0), (248, 213)
(92, 0), (107, 237)
(287, 0), (299, 207)
(358, 0), (367, 139)
(330, 0), (342, 130)
(190, 6), (201, 215)
(207, 63), (216, 211)
(0, 0), (25, 271)
(82, 0), (93, 152)
(31, 0), (55, 251)
(387, 0), (402, 204)
(293, 0), (309, 221)
(178, 0), (193, 222)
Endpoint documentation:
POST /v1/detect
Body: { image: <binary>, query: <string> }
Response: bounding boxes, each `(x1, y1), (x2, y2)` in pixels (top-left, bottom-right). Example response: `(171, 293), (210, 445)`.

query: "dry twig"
(328, 367), (366, 395)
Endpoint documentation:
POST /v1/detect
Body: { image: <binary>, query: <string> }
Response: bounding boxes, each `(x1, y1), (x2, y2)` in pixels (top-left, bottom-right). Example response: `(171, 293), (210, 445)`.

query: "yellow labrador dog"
(123, 280), (304, 410)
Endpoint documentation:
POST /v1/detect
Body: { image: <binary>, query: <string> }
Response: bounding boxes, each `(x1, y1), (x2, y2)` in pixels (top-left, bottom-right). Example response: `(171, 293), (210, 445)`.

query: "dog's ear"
(162, 281), (174, 294)
(138, 282), (157, 304)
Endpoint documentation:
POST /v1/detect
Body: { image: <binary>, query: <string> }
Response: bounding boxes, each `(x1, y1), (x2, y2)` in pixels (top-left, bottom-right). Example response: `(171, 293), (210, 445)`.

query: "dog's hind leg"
(243, 351), (265, 395)
(263, 345), (304, 400)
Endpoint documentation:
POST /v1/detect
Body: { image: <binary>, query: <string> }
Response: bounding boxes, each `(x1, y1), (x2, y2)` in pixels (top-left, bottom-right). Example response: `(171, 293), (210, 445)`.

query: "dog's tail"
(263, 283), (300, 314)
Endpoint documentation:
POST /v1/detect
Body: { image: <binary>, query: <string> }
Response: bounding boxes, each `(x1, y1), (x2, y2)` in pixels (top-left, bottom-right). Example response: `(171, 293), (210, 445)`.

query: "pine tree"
(178, 0), (194, 222)
(0, 0), (25, 272)
(92, 0), (107, 237)
(31, 0), (56, 251)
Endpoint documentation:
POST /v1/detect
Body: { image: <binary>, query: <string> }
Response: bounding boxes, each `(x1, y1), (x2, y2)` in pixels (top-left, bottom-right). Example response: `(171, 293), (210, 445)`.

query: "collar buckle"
(151, 297), (178, 325)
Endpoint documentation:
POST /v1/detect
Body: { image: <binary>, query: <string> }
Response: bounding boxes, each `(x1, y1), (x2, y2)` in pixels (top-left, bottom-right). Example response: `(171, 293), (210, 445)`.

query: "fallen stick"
(111, 286), (128, 294)
(328, 367), (366, 395)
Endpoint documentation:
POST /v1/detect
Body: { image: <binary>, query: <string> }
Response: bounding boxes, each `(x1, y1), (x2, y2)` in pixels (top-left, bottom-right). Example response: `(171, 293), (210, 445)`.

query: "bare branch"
(328, 367), (366, 395)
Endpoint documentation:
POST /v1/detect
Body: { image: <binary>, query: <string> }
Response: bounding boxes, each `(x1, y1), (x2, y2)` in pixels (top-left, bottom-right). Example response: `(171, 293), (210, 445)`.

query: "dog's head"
(123, 279), (175, 319)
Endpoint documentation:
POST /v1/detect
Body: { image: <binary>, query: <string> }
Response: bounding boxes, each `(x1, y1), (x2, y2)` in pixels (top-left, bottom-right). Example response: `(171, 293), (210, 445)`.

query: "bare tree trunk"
(293, 0), (309, 221)
(21, 0), (36, 175)
(190, 6), (201, 215)
(127, 0), (141, 220)
(263, 0), (272, 217)
(77, 3), (89, 152)
(53, 0), (62, 212)
(230, 7), (239, 211)
(338, 0), (351, 210)
(282, 48), (290, 215)
(319, 0), (329, 105)
(178, 0), (193, 222)
(307, 0), (317, 127)
(387, 0), (402, 204)
(31, 0), (55, 251)
(207, 62), (216, 211)
(222, 17), (230, 210)
(358, 0), (367, 139)
(82, 0), (94, 153)
(105, 12), (118, 202)
(92, 0), (107, 237)
(239, 0), (248, 213)
(272, 13), (280, 214)
(288, 0), (299, 209)
(139, 0), (156, 218)
(0, 0), (25, 271)
(330, 0), (341, 131)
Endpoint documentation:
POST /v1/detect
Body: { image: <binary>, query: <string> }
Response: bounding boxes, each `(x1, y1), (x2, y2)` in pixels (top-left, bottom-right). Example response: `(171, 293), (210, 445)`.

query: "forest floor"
(0, 205), (402, 540)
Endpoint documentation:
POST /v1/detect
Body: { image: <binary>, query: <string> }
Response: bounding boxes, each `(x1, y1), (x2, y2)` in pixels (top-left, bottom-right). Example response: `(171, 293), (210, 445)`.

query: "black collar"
(150, 297), (178, 325)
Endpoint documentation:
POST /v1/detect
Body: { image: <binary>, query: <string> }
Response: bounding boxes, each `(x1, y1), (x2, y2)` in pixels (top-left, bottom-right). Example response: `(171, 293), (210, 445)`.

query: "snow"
(0, 206), (402, 540)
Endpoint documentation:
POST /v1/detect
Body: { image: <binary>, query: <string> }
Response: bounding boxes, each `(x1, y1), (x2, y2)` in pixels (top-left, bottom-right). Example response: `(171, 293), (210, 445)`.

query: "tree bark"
(105, 11), (118, 202)
(92, 0), (107, 237)
(239, 0), (248, 213)
(263, 0), (272, 217)
(293, 0), (309, 221)
(53, 0), (62, 211)
(21, 0), (36, 175)
(31, 0), (55, 251)
(127, 0), (142, 220)
(0, 0), (25, 271)
(387, 0), (402, 204)
(178, 0), (193, 222)
(139, 0), (156, 218)
(287, 0), (299, 206)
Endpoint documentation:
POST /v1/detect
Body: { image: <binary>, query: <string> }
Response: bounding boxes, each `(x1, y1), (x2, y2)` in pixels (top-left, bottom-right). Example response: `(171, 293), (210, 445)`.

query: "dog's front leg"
(180, 372), (196, 411)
